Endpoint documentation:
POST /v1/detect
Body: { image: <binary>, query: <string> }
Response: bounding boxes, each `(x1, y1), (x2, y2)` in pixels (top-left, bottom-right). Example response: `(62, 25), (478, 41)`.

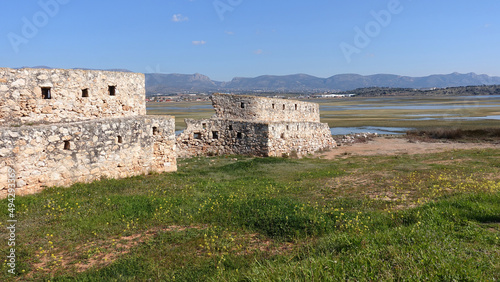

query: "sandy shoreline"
(321, 137), (499, 158)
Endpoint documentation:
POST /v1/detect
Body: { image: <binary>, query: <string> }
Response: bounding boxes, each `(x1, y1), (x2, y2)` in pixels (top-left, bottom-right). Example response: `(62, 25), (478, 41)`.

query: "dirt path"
(321, 137), (499, 159)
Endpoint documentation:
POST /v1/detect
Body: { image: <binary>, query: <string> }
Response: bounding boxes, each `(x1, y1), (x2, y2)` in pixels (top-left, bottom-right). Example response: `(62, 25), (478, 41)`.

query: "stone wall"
(211, 93), (320, 123)
(0, 68), (145, 126)
(267, 122), (335, 157)
(176, 119), (269, 158)
(177, 119), (335, 158)
(0, 116), (176, 197)
(177, 94), (335, 158)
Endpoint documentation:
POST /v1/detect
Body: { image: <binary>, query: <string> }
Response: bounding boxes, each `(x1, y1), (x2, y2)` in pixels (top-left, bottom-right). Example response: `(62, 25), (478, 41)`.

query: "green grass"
(1, 148), (500, 281)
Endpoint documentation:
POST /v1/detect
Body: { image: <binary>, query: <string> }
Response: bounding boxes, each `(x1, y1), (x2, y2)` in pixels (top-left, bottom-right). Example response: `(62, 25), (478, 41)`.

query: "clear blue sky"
(1, 0), (499, 81)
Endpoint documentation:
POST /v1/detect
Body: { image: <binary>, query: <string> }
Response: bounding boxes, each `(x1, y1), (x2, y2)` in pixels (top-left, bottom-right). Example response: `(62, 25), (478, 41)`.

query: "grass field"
(2, 148), (500, 280)
(2, 95), (499, 280)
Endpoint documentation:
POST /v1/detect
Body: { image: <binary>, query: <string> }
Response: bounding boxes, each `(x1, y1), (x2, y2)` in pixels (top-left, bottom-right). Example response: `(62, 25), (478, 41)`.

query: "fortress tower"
(177, 93), (336, 158)
(0, 68), (177, 197)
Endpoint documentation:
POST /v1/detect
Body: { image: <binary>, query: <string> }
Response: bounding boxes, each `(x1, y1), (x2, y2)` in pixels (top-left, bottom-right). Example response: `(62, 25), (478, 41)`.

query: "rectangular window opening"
(202, 123), (207, 129)
(108, 85), (116, 96)
(63, 141), (70, 150)
(237, 132), (243, 139)
(82, 88), (89, 98)
(272, 104), (275, 109)
(212, 131), (219, 140)
(241, 102), (245, 109)
(117, 136), (123, 144)
(228, 125), (233, 130)
(42, 87), (51, 99)
(152, 126), (159, 135)
(282, 104), (286, 110)
(194, 132), (202, 140)
(295, 104), (298, 110)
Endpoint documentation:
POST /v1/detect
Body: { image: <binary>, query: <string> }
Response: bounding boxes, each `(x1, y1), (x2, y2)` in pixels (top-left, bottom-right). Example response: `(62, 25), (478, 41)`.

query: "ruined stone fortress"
(1, 68), (335, 197)
(0, 68), (176, 197)
(177, 94), (336, 158)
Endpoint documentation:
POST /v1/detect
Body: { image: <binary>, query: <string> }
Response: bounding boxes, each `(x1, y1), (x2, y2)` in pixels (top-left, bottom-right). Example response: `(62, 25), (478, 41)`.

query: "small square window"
(108, 86), (116, 96)
(42, 87), (51, 99)
(63, 141), (70, 150)
(212, 131), (219, 140)
(237, 132), (243, 139)
(194, 132), (202, 139)
(241, 102), (245, 109)
(228, 125), (233, 130)
(152, 127), (159, 135)
(202, 123), (207, 129)
(117, 136), (123, 143)
(82, 88), (89, 97)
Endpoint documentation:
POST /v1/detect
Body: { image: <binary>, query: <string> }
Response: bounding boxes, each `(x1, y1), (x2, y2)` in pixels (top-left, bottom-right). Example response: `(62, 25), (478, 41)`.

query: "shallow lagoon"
(148, 95), (500, 132)
(331, 126), (412, 135)
(319, 95), (500, 131)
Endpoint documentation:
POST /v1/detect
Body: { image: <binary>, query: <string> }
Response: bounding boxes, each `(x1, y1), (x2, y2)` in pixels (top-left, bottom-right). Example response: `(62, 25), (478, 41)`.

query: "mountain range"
(14, 67), (500, 95)
(145, 72), (500, 95)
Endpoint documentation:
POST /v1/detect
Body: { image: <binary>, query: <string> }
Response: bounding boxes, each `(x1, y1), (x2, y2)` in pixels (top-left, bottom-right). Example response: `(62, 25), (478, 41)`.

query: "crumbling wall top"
(211, 93), (320, 123)
(0, 67), (145, 126)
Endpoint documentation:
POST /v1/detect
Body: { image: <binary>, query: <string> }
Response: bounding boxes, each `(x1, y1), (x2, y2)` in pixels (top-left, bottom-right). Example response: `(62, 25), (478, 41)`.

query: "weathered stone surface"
(0, 68), (177, 198)
(0, 116), (176, 197)
(211, 93), (320, 123)
(0, 68), (146, 126)
(177, 94), (336, 158)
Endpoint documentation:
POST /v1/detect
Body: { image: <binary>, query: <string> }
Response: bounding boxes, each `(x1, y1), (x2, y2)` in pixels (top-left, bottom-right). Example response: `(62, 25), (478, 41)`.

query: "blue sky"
(1, 0), (499, 81)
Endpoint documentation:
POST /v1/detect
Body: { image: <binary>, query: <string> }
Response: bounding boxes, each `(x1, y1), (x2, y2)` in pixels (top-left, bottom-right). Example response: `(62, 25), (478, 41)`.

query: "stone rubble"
(333, 133), (378, 146)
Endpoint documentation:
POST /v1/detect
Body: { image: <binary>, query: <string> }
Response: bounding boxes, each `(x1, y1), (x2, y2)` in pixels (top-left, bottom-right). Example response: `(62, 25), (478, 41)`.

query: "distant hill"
(339, 85), (500, 97)
(146, 73), (221, 94)
(15, 67), (500, 95)
(145, 72), (500, 95)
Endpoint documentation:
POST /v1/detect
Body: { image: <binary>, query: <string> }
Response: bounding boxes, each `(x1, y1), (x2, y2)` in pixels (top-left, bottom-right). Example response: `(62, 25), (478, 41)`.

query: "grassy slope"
(1, 148), (499, 281)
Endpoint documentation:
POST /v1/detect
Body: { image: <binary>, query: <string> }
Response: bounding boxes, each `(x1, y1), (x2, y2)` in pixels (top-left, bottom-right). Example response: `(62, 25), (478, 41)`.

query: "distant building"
(317, 94), (355, 98)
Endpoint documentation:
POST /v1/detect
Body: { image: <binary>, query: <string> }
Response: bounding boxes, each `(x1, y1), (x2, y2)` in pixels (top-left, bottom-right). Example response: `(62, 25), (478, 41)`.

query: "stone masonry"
(211, 93), (320, 123)
(177, 93), (335, 158)
(0, 68), (176, 197)
(0, 68), (145, 126)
